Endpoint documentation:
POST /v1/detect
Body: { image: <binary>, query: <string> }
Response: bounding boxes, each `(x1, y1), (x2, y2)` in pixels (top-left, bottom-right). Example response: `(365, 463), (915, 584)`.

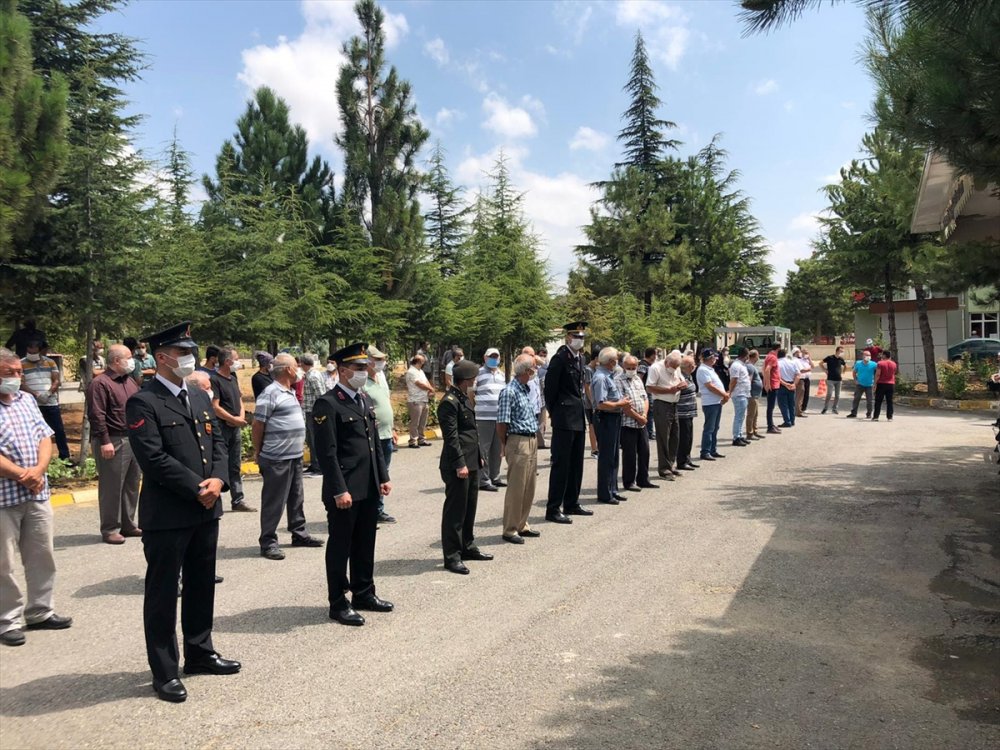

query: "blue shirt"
(591, 367), (623, 411)
(496, 380), (538, 435)
(853, 359), (878, 387)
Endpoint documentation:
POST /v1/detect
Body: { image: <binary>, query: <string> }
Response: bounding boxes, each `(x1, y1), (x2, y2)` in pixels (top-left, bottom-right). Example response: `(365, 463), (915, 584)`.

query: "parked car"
(947, 338), (1000, 361)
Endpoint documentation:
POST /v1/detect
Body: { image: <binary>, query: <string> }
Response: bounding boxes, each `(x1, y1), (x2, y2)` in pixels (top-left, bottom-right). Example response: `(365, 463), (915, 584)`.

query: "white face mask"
(624, 369), (637, 379)
(326, 363), (336, 372)
(569, 338), (584, 352)
(348, 369), (368, 389)
(295, 368), (304, 383)
(26, 353), (41, 362)
(122, 357), (136, 374)
(231, 360), (243, 370)
(0, 376), (21, 395)
(165, 353), (196, 379)
(373, 360), (386, 372)
(207, 389), (214, 401)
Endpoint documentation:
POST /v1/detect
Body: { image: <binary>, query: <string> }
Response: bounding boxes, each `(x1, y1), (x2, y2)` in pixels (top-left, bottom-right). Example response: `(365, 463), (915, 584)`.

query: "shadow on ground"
(73, 574), (144, 598)
(0, 671), (149, 716)
(213, 605), (329, 633)
(53, 533), (100, 548)
(539, 442), (1000, 748)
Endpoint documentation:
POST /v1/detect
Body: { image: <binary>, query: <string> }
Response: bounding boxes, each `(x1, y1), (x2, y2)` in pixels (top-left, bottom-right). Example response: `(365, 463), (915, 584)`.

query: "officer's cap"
(453, 360), (480, 381)
(332, 342), (369, 366)
(564, 321), (587, 337)
(143, 322), (198, 352)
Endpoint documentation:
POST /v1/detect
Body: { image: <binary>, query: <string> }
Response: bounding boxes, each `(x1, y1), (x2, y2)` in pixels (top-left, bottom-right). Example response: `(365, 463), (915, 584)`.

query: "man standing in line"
(762, 343), (782, 435)
(405, 354), (434, 449)
(472, 348), (506, 491)
(365, 347), (397, 524)
(252, 354), (324, 561)
(497, 354), (542, 546)
(821, 346), (846, 415)
(126, 324), (239, 702)
(0, 348), (72, 647)
(312, 343), (393, 627)
(197, 345), (219, 374)
(543, 323), (592, 524)
(616, 354), (656, 492)
(300, 355), (327, 477)
(646, 349), (686, 480)
(324, 355), (339, 391)
(438, 360), (494, 572)
(535, 347), (549, 449)
(872, 350), (897, 422)
(638, 347), (657, 441)
(591, 347), (630, 505)
(210, 348), (255, 513)
(21, 337), (71, 462)
(87, 344), (141, 544)
(443, 348), (464, 391)
(847, 350), (878, 419)
(675, 356), (699, 470)
(251, 352), (273, 399)
(727, 347), (752, 447)
(745, 350), (765, 440)
(696, 349), (729, 461)
(776, 349), (801, 428)
(135, 341), (156, 384)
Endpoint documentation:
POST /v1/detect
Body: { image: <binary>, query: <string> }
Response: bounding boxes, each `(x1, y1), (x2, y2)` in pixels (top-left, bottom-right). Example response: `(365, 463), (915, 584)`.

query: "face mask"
(374, 361), (386, 372)
(26, 353), (41, 362)
(138, 349), (147, 358)
(164, 353), (196, 379)
(486, 357), (499, 368)
(326, 363), (336, 372)
(122, 357), (136, 374)
(625, 369), (637, 379)
(348, 370), (368, 389)
(295, 368), (304, 383)
(207, 389), (214, 401)
(569, 338), (584, 352)
(232, 361), (243, 370)
(0, 376), (21, 395)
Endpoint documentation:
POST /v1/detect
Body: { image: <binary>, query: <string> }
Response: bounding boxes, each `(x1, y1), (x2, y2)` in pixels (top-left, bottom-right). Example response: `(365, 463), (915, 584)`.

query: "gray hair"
(622, 354), (638, 368)
(0, 347), (19, 366)
(598, 347), (619, 368)
(186, 370), (211, 391)
(680, 355), (696, 372)
(513, 353), (536, 376)
(218, 347), (237, 366)
(300, 354), (314, 367)
(666, 349), (682, 368)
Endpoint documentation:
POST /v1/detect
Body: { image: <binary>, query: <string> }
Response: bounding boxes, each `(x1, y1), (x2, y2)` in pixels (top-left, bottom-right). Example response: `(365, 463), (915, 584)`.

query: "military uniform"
(126, 323), (235, 700)
(312, 343), (391, 623)
(437, 364), (488, 571)
(544, 323), (589, 520)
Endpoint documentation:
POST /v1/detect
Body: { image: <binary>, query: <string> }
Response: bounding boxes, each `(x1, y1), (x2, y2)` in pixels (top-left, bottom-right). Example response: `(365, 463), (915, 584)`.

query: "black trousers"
(440, 467), (479, 563)
(765, 389), (777, 429)
(221, 424), (244, 507)
(325, 479), (379, 608)
(595, 413), (622, 502)
(874, 383), (894, 419)
(546, 427), (585, 513)
(620, 426), (650, 488)
(676, 418), (695, 467)
(142, 520), (219, 684)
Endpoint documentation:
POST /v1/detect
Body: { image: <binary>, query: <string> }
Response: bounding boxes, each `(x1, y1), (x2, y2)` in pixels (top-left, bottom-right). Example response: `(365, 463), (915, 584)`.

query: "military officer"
(126, 323), (240, 704)
(312, 343), (394, 626)
(543, 322), (594, 524)
(437, 359), (494, 575)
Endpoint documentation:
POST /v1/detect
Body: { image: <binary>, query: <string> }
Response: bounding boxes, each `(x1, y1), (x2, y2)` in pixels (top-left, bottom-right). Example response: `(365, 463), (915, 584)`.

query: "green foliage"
(616, 31), (679, 173)
(894, 372), (915, 396)
(778, 254), (853, 340)
(393, 398), (439, 427)
(46, 456), (96, 484)
(424, 141), (468, 277)
(937, 356), (968, 400)
(241, 425), (253, 461)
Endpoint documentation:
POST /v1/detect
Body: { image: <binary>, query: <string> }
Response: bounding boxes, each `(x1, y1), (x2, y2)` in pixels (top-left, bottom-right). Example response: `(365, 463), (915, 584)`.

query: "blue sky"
(102, 0), (876, 288)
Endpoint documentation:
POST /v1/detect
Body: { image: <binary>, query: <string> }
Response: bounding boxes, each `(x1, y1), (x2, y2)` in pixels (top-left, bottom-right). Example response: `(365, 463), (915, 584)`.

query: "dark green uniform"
(437, 385), (484, 564)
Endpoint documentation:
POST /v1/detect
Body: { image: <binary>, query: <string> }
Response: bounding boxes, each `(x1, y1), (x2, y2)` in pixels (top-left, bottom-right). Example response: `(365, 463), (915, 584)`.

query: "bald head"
(108, 344), (131, 365)
(270, 353), (298, 387)
(186, 370), (212, 393)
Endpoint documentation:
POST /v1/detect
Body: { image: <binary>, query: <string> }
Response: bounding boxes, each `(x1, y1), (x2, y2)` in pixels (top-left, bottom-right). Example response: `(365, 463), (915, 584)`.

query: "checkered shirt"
(496, 380), (538, 435)
(0, 391), (55, 507)
(302, 368), (327, 413)
(615, 373), (649, 429)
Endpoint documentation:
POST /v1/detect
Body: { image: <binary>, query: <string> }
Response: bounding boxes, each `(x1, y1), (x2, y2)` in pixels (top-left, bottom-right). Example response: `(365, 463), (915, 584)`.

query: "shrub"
(46, 457), (98, 484)
(938, 359), (969, 399)
(241, 425), (254, 461)
(895, 373), (915, 396)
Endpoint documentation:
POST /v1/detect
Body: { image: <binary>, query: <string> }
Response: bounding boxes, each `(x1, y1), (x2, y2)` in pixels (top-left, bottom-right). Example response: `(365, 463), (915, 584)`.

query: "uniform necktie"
(177, 389), (192, 418)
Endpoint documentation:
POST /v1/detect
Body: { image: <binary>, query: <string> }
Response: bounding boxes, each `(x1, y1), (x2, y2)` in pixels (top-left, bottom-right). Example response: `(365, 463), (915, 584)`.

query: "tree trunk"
(913, 284), (939, 396)
(77, 316), (94, 464)
(643, 289), (652, 317)
(883, 267), (898, 362)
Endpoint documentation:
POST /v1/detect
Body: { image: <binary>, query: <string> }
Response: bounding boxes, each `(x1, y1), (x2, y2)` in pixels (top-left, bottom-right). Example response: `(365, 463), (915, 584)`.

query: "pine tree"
(163, 125), (194, 229)
(336, 0), (429, 299)
(423, 142), (468, 277)
(616, 31), (679, 173)
(0, 0), (68, 255)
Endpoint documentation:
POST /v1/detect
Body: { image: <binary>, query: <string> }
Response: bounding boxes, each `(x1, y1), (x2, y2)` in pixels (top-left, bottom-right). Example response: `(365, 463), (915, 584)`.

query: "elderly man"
(727, 347), (752, 447)
(616, 355), (656, 492)
(696, 349), (729, 461)
(252, 354), (323, 560)
(675, 356), (699, 470)
(746, 350), (765, 440)
(301, 355), (327, 476)
(0, 348), (72, 647)
(405, 354), (434, 449)
(21, 337), (71, 462)
(210, 348), (254, 513)
(776, 349), (801, 427)
(646, 349), (686, 480)
(365, 346), (397, 524)
(438, 360), (493, 573)
(472, 347), (506, 491)
(497, 354), (542, 546)
(591, 347), (630, 505)
(543, 322), (591, 523)
(87, 344), (141, 543)
(312, 343), (393, 627)
(519, 346), (545, 450)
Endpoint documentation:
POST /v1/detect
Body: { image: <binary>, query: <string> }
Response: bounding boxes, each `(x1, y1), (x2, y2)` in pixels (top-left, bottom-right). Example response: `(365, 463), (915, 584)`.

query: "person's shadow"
(0, 671), (149, 716)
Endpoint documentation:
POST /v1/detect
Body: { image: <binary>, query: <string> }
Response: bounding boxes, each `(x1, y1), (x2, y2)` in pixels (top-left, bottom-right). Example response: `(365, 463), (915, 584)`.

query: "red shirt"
(764, 351), (780, 389)
(876, 359), (897, 385)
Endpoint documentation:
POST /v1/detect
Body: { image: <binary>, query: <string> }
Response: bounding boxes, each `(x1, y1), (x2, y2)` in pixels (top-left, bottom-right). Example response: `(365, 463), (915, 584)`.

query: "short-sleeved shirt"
(496, 380), (538, 435)
(696, 364), (725, 407)
(646, 360), (683, 403)
(764, 351), (780, 389)
(876, 359), (897, 385)
(473, 366), (506, 421)
(210, 370), (244, 420)
(253, 381), (305, 461)
(748, 362), (763, 398)
(251, 370), (273, 399)
(677, 378), (698, 419)
(21, 356), (59, 406)
(135, 353), (156, 382)
(302, 368), (327, 412)
(591, 367), (623, 412)
(854, 359), (878, 387)
(823, 355), (846, 381)
(615, 372), (648, 428)
(728, 359), (751, 399)
(0, 392), (55, 507)
(778, 357), (800, 383)
(527, 376), (542, 415)
(406, 366), (431, 404)
(365, 372), (395, 440)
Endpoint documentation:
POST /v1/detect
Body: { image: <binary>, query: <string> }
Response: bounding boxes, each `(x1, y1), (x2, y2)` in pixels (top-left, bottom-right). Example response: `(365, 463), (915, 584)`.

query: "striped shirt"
(0, 391), (54, 507)
(615, 372), (648, 429)
(253, 381), (305, 461)
(302, 368), (327, 412)
(474, 366), (506, 421)
(21, 356), (60, 406)
(677, 379), (698, 419)
(496, 380), (538, 435)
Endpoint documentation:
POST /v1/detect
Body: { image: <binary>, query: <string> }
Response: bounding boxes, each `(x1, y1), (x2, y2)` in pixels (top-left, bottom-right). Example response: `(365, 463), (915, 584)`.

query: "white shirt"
(778, 357), (800, 383)
(646, 360), (683, 403)
(728, 359), (751, 399)
(696, 364), (725, 406)
(405, 366), (430, 403)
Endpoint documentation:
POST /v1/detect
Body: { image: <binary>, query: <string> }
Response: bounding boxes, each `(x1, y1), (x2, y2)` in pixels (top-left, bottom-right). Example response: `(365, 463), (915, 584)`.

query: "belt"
(107, 430), (128, 437)
(509, 432), (536, 437)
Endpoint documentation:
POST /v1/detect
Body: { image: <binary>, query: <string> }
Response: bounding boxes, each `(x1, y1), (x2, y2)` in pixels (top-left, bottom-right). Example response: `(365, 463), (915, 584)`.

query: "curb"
(896, 395), (999, 411)
(50, 488), (98, 508)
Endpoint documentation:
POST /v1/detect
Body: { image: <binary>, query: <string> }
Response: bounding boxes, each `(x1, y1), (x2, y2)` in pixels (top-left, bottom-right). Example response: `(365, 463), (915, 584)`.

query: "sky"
(98, 0), (877, 289)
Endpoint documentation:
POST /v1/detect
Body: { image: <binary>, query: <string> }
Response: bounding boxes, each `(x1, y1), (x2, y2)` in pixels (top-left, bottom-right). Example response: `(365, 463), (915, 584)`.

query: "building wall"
(881, 310), (950, 381)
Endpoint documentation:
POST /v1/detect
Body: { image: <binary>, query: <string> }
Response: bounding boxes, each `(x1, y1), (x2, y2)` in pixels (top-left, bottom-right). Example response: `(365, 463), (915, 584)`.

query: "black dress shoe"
(26, 614), (72, 630)
(492, 479), (507, 487)
(684, 462), (699, 469)
(184, 653), (241, 675)
(153, 678), (187, 703)
(564, 505), (593, 516)
(710, 452), (725, 459)
(353, 594), (394, 612)
(699, 454), (716, 461)
(519, 528), (541, 538)
(545, 511), (573, 524)
(624, 485), (642, 492)
(461, 549), (494, 561)
(597, 498), (619, 505)
(0, 629), (25, 646)
(479, 484), (499, 492)
(637, 482), (660, 488)
(330, 605), (365, 626)
(214, 575), (224, 584)
(502, 534), (525, 544)
(612, 493), (627, 501)
(291, 535), (324, 547)
(445, 560), (470, 575)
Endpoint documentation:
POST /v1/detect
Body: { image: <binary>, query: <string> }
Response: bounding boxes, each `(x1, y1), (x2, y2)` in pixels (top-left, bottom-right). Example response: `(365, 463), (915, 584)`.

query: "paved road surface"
(1, 404), (998, 749)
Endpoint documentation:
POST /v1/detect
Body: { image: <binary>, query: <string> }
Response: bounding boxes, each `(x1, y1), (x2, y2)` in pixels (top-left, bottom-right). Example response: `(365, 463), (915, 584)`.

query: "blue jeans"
(731, 396), (748, 440)
(700, 403), (722, 457)
(378, 438), (393, 514)
(777, 387), (796, 425)
(39, 405), (70, 460)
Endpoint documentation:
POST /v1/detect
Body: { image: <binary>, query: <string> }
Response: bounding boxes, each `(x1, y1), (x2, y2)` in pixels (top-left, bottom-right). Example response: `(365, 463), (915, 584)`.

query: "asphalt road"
(1, 402), (998, 750)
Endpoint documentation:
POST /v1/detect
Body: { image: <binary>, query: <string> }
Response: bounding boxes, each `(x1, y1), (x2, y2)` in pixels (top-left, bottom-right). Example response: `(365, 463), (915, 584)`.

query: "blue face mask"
(486, 357), (499, 369)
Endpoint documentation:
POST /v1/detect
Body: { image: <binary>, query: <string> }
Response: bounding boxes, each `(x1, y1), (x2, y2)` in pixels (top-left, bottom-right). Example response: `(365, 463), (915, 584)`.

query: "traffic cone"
(816, 379), (827, 398)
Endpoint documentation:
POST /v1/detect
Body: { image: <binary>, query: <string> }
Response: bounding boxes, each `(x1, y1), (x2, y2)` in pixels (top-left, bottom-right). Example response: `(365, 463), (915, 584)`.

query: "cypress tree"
(616, 31), (679, 173)
(424, 142), (468, 277)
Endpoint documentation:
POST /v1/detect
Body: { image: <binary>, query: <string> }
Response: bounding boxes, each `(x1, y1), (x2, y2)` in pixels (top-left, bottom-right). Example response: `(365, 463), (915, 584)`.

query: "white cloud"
(434, 107), (462, 128)
(481, 92), (538, 139)
(753, 79), (778, 96)
(768, 210), (827, 286)
(554, 1), (594, 45)
(569, 126), (609, 152)
(787, 211), (822, 235)
(615, 0), (691, 69)
(424, 37), (449, 66)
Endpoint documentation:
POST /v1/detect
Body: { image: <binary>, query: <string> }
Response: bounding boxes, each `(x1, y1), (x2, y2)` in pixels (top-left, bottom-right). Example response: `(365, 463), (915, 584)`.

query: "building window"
(970, 312), (999, 339)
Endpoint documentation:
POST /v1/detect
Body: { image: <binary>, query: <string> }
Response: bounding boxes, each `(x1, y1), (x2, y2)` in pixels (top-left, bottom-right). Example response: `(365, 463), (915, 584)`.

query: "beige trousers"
(408, 402), (428, 443)
(0, 500), (56, 634)
(502, 435), (537, 538)
(746, 398), (759, 436)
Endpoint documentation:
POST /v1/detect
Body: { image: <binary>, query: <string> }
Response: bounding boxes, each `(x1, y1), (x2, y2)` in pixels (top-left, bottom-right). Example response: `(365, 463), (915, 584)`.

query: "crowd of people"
(0, 318), (904, 703)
